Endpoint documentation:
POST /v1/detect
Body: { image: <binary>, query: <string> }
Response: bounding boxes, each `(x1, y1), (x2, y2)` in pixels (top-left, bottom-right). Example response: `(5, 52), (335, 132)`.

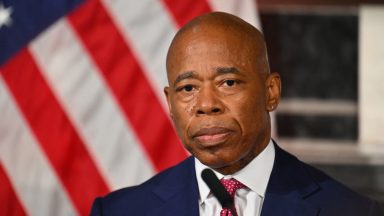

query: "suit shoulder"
(300, 161), (363, 198)
(101, 159), (188, 201)
(272, 144), (377, 215)
(90, 157), (195, 215)
(298, 158), (377, 214)
(274, 144), (371, 200)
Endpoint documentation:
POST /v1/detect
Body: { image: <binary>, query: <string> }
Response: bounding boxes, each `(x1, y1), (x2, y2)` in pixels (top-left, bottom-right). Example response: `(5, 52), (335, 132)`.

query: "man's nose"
(195, 86), (224, 116)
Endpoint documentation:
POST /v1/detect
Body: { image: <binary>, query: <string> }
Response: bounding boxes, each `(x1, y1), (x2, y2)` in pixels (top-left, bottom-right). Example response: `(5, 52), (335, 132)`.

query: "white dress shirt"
(195, 140), (275, 216)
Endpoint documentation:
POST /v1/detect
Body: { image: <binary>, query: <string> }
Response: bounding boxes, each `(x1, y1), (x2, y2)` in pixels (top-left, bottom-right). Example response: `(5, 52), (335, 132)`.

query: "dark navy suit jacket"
(90, 144), (380, 216)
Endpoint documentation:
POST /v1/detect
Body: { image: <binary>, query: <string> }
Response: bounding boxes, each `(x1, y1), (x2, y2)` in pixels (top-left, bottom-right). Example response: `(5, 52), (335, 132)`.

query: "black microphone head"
(201, 168), (233, 208)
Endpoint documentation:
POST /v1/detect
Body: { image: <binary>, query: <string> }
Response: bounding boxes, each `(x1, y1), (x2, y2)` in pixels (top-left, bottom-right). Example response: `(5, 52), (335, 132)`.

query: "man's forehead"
(167, 15), (264, 64)
(166, 12), (269, 85)
(169, 23), (258, 64)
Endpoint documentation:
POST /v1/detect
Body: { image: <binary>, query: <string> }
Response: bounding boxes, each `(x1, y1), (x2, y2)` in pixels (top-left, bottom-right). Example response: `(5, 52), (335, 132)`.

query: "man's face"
(165, 26), (273, 174)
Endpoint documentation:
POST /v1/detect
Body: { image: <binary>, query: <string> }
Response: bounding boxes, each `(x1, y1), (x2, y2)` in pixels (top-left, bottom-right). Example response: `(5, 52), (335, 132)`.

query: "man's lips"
(192, 127), (233, 145)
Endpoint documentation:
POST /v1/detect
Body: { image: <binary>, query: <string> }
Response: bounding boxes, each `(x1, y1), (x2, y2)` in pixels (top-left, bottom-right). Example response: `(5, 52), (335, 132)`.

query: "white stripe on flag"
(0, 77), (77, 216)
(101, 0), (178, 107)
(29, 18), (155, 189)
(208, 0), (261, 29)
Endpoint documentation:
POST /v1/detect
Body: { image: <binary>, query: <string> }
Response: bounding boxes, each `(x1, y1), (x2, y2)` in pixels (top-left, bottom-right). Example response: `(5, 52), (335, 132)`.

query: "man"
(90, 12), (380, 215)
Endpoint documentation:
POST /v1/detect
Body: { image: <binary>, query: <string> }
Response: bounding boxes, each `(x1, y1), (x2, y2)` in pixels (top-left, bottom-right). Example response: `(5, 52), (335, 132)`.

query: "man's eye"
(177, 85), (194, 92)
(184, 85), (193, 91)
(224, 80), (236, 86)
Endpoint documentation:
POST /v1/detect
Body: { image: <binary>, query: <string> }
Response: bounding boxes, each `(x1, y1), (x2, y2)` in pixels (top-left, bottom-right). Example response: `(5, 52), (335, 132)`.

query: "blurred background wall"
(257, 0), (384, 204)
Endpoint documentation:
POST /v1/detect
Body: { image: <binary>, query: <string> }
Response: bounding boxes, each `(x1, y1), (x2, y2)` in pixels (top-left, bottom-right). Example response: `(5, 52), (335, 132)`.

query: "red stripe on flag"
(162, 0), (211, 26)
(0, 163), (27, 216)
(0, 50), (109, 216)
(67, 0), (188, 172)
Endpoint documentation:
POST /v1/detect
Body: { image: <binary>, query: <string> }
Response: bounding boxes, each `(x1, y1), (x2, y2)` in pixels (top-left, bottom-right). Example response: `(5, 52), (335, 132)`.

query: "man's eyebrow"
(173, 71), (197, 87)
(216, 67), (240, 75)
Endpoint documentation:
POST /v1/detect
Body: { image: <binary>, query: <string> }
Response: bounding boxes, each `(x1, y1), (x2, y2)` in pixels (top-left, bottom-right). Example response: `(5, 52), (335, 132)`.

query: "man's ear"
(164, 86), (173, 119)
(265, 73), (281, 112)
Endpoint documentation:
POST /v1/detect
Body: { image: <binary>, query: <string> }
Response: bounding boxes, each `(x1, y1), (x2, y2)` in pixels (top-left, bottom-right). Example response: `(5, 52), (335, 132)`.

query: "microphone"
(201, 169), (238, 216)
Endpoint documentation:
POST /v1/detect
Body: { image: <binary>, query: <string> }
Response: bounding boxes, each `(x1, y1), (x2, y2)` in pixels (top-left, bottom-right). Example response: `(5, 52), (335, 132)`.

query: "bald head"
(166, 12), (270, 81)
(163, 12), (281, 174)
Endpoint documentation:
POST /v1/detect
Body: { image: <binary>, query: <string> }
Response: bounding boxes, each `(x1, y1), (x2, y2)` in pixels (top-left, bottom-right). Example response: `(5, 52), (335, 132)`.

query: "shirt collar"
(195, 140), (275, 204)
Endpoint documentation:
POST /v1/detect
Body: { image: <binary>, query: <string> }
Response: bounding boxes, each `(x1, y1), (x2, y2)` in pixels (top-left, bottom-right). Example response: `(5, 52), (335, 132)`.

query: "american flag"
(0, 0), (260, 215)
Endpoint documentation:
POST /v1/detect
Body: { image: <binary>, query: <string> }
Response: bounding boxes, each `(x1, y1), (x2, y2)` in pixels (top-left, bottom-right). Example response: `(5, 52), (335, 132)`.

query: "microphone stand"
(201, 169), (239, 216)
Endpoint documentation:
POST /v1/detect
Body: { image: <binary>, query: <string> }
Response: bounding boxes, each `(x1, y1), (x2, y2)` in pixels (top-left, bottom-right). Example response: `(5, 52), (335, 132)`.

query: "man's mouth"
(192, 127), (233, 146)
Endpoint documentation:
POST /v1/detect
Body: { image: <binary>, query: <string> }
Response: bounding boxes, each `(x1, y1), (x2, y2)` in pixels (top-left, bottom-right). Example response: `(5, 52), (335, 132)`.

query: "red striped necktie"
(220, 178), (246, 216)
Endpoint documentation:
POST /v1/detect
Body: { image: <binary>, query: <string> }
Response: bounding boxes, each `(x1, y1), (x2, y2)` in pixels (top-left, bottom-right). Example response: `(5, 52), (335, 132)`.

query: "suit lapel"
(261, 143), (320, 216)
(147, 157), (199, 216)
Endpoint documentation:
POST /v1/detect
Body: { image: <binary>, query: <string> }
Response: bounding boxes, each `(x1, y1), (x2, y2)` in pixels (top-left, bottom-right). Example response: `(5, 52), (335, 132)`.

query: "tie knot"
(220, 178), (246, 198)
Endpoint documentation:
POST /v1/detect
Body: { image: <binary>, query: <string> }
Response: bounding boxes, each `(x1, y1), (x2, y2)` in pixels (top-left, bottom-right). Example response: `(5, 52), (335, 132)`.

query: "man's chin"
(194, 150), (251, 174)
(195, 154), (234, 170)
